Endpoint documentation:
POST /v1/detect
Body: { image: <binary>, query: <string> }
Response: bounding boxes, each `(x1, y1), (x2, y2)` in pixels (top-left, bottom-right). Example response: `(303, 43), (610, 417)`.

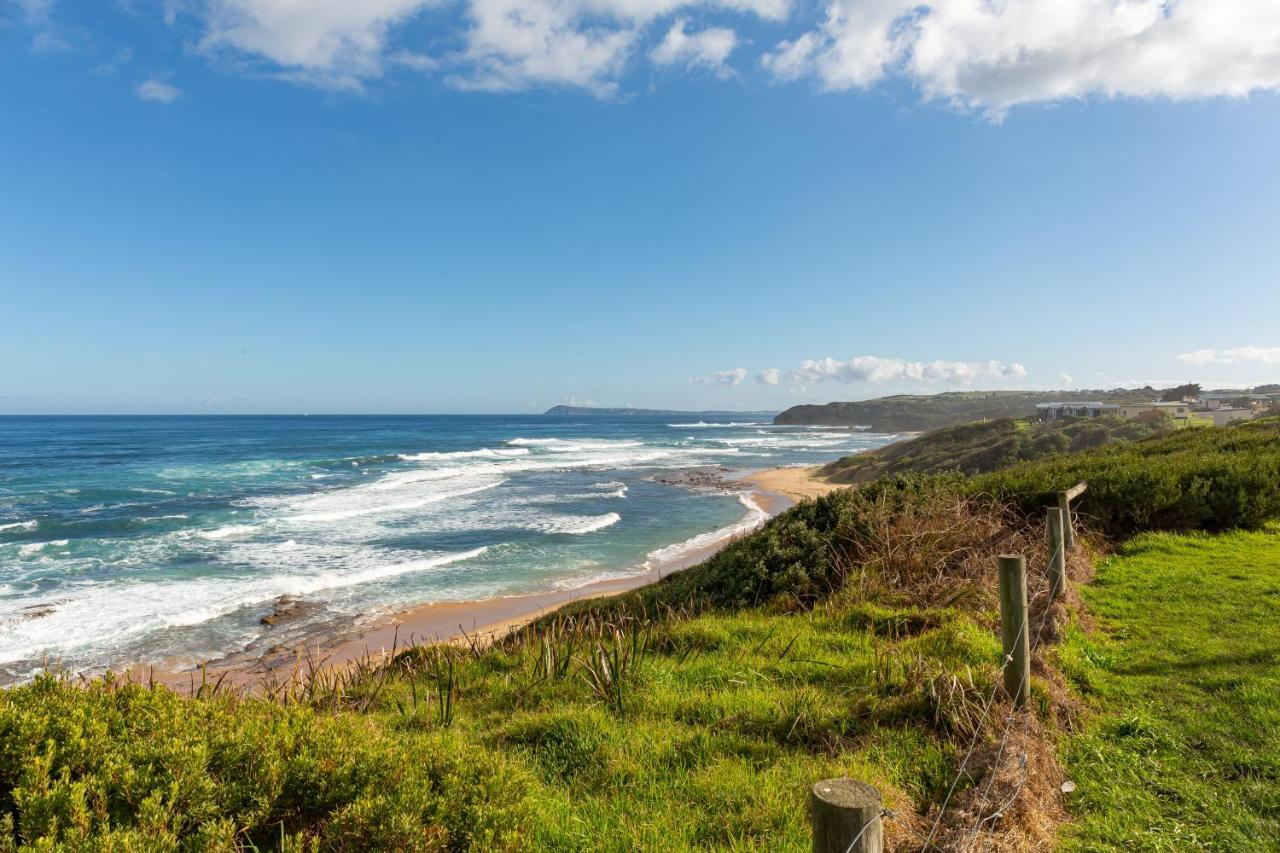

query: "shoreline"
(742, 465), (843, 502)
(140, 477), (819, 694)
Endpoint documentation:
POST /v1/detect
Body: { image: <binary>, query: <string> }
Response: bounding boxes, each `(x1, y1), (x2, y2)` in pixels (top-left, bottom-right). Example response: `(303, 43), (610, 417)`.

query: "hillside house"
(1036, 402), (1120, 421)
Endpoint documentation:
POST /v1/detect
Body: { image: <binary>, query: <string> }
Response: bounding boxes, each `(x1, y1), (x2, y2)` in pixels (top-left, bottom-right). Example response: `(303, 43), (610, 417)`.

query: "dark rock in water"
(260, 595), (319, 626)
(651, 466), (739, 492)
(20, 603), (56, 620)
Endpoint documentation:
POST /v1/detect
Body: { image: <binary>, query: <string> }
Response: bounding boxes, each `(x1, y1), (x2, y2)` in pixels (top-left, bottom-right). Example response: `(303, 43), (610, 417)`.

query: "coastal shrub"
(0, 675), (529, 851)
(599, 473), (1037, 614)
(821, 415), (1166, 484)
(972, 418), (1280, 536)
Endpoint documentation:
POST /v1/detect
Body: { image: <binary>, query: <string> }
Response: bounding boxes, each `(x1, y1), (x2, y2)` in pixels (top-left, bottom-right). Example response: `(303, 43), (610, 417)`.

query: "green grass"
(1058, 528), (1280, 850)
(0, 595), (1012, 850)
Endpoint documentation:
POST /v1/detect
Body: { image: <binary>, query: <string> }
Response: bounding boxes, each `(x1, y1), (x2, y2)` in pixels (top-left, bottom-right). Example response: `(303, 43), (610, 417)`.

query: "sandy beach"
(742, 465), (844, 502)
(146, 481), (807, 693)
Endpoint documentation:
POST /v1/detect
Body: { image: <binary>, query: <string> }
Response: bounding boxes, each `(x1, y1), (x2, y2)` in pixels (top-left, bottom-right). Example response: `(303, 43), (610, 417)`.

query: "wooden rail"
(1058, 481), (1087, 549)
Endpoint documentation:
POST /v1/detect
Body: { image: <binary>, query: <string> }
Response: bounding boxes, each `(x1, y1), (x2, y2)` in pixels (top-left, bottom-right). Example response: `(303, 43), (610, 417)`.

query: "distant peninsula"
(773, 389), (1158, 432)
(543, 405), (777, 417)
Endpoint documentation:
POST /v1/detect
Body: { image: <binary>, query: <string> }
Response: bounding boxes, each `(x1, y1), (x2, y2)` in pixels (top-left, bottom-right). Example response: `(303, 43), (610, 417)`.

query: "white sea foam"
(0, 545), (490, 667)
(642, 492), (769, 570)
(667, 421), (768, 428)
(17, 540), (68, 555)
(532, 512), (621, 535)
(284, 479), (503, 523)
(195, 524), (264, 541)
(0, 520), (37, 533)
(399, 447), (530, 461)
(507, 437), (644, 451)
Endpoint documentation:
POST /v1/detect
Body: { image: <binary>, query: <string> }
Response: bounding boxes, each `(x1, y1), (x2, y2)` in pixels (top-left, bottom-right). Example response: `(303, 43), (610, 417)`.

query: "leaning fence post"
(998, 555), (1031, 709)
(811, 778), (882, 853)
(1057, 491), (1075, 551)
(1047, 507), (1066, 602)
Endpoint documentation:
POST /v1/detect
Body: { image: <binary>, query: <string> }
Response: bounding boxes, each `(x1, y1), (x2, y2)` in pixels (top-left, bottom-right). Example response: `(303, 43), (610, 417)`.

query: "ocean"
(0, 415), (898, 681)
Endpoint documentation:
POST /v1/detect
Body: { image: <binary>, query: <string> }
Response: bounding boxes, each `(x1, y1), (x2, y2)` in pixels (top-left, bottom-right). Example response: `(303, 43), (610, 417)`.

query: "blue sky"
(3, 0), (1280, 414)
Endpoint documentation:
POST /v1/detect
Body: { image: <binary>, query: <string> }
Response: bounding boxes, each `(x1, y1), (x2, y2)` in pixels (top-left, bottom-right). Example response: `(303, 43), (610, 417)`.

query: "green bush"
(972, 418), (1280, 536)
(0, 675), (529, 851)
(822, 416), (1166, 484)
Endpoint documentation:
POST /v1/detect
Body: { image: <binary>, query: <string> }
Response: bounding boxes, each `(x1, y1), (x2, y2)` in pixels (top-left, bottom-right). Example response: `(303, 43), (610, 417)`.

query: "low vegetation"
(1057, 528), (1280, 848)
(974, 417), (1280, 537)
(820, 416), (1166, 485)
(3, 419), (1280, 850)
(772, 389), (1154, 432)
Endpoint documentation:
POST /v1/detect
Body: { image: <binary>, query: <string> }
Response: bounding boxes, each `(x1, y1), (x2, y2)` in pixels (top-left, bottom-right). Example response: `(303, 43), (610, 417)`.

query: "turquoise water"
(0, 415), (898, 680)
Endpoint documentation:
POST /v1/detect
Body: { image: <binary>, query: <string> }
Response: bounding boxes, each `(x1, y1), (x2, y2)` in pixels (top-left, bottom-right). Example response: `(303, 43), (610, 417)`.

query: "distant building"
(1115, 402), (1191, 419)
(1204, 408), (1253, 426)
(1036, 402), (1120, 421)
(1197, 392), (1280, 410)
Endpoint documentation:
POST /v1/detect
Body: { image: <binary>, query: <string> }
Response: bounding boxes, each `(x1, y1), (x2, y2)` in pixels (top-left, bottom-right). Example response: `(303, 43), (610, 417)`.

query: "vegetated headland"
(772, 383), (1279, 432)
(3, 402), (1280, 850)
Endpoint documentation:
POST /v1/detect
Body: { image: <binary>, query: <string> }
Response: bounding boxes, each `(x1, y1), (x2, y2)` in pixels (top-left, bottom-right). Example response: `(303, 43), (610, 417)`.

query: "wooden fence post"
(1057, 491), (1075, 551)
(1047, 507), (1066, 602)
(1058, 482), (1088, 552)
(998, 555), (1031, 709)
(811, 778), (882, 853)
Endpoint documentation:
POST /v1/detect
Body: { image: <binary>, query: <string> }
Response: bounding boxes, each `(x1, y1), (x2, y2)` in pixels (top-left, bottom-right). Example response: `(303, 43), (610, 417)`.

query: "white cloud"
(763, 0), (1280, 116)
(756, 367), (781, 385)
(1058, 373), (1074, 387)
(198, 0), (431, 90)
(787, 355), (1026, 385)
(182, 0), (784, 96)
(451, 0), (638, 96)
(691, 367), (750, 385)
(650, 18), (737, 74)
(136, 77), (182, 102)
(1179, 346), (1280, 365)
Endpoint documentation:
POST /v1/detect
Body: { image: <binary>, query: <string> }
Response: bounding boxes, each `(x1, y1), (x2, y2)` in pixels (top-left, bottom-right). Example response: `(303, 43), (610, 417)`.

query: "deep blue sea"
(0, 415), (898, 680)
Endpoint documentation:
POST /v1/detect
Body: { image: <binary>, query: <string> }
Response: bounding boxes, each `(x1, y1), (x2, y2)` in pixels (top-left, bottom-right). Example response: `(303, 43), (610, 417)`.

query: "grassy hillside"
(819, 416), (1166, 485)
(773, 389), (1154, 432)
(973, 418), (1280, 537)
(3, 419), (1280, 850)
(1058, 528), (1280, 848)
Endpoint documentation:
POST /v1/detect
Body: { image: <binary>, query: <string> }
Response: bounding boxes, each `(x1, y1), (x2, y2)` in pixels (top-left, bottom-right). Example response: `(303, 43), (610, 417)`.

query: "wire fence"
(912, 492), (1079, 853)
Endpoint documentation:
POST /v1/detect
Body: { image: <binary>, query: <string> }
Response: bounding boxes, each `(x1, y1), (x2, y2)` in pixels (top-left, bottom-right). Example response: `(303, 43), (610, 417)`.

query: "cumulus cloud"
(198, 0), (430, 90)
(136, 77), (181, 102)
(650, 18), (737, 74)
(690, 367), (750, 386)
(175, 0), (786, 95)
(756, 368), (781, 386)
(788, 355), (1026, 385)
(762, 0), (1280, 116)
(1179, 346), (1280, 365)
(24, 0), (1279, 109)
(1058, 373), (1074, 387)
(451, 0), (638, 96)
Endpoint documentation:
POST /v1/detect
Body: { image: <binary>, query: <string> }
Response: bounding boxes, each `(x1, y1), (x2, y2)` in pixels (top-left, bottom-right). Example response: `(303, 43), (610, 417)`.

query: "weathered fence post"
(1057, 491), (1075, 551)
(1058, 482), (1088, 551)
(811, 778), (882, 853)
(998, 554), (1031, 709)
(1047, 507), (1066, 602)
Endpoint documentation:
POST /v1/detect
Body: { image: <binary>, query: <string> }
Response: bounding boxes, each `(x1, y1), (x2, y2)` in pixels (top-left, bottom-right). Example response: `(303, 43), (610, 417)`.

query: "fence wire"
(918, 509), (1072, 853)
